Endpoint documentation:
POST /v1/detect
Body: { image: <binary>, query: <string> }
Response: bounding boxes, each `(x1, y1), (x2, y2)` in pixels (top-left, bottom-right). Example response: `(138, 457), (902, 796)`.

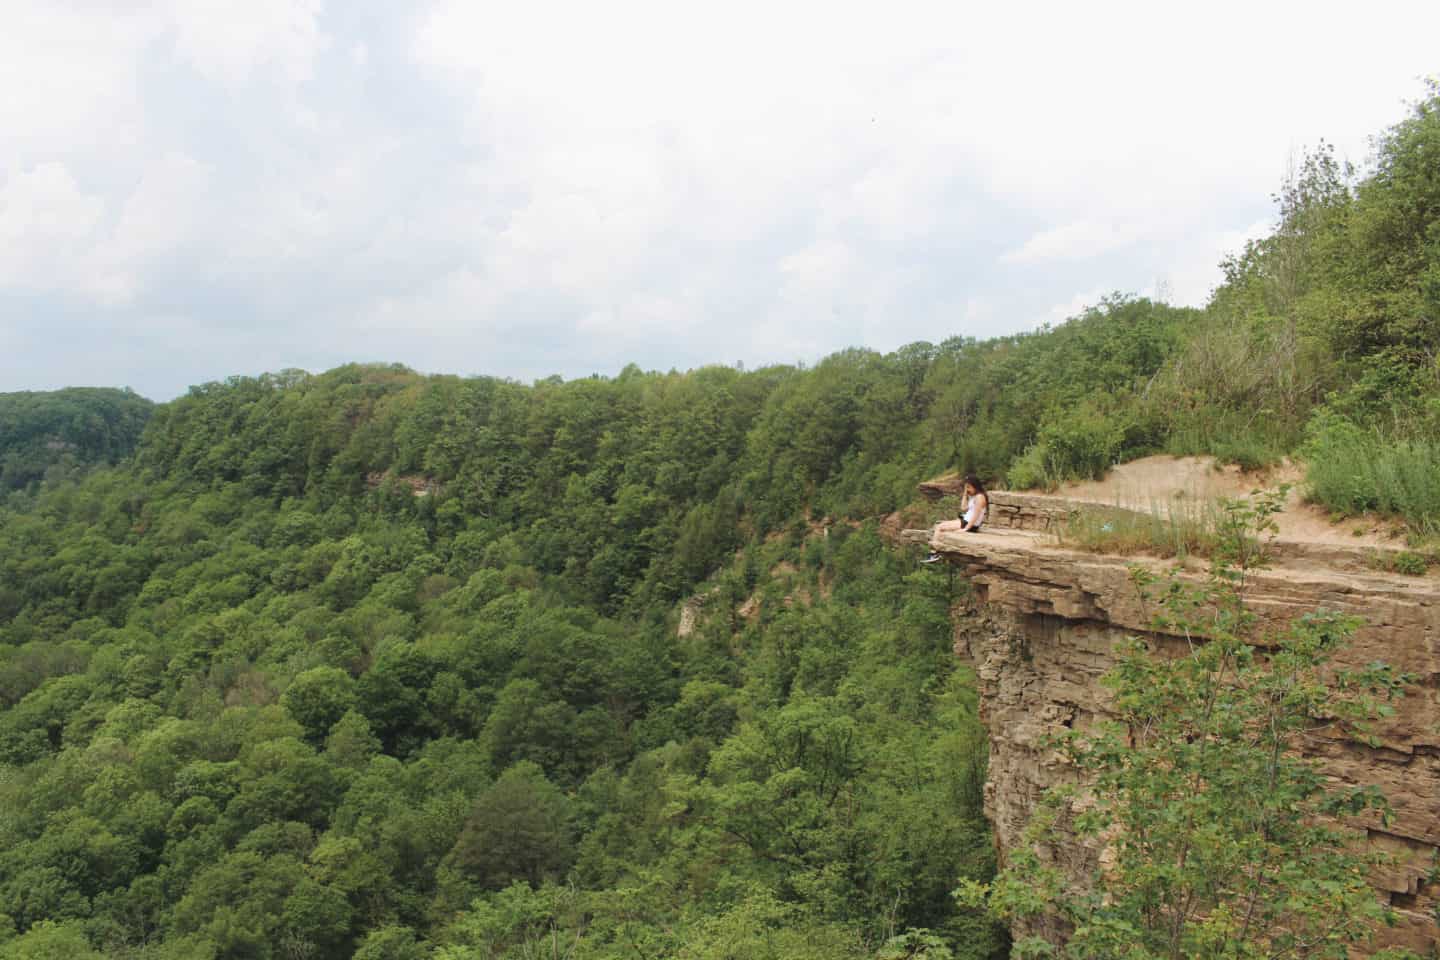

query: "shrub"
(1393, 552), (1428, 576)
(1163, 411), (1291, 472)
(1007, 404), (1125, 490)
(1369, 549), (1432, 576)
(1005, 444), (1053, 491)
(1209, 432), (1287, 472)
(1037, 405), (1124, 482)
(1303, 410), (1440, 534)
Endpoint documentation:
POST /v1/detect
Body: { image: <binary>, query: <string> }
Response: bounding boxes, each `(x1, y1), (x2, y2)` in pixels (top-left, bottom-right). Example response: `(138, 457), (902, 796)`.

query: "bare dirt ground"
(1052, 455), (1406, 548)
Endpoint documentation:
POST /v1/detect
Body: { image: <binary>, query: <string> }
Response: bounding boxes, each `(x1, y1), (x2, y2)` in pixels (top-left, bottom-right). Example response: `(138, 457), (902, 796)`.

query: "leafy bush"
(1303, 411), (1440, 533)
(1044, 407), (1125, 481)
(1004, 443), (1053, 491)
(1209, 432), (1288, 472)
(1393, 551), (1429, 576)
(1368, 549), (1433, 576)
(1162, 409), (1292, 472)
(1007, 403), (1125, 489)
(0, 388), (153, 492)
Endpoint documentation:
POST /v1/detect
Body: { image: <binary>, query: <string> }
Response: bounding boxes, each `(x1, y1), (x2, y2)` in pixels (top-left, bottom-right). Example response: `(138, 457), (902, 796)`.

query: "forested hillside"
(0, 388), (153, 493)
(0, 81), (1435, 960)
(0, 358), (1020, 960)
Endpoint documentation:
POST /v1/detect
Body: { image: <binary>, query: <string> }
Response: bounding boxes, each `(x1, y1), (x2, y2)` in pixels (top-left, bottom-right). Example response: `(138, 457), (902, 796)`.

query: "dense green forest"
(0, 84), (1436, 959)
(0, 360), (1004, 959)
(0, 388), (154, 493)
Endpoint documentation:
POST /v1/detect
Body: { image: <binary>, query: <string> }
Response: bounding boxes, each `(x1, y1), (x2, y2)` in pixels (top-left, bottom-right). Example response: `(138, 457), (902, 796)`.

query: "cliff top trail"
(916, 454), (1427, 579)
(1052, 454), (1402, 550)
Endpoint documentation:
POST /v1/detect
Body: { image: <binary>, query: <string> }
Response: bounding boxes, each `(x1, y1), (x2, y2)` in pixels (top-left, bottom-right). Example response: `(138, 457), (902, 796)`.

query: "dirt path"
(1052, 455), (1405, 549)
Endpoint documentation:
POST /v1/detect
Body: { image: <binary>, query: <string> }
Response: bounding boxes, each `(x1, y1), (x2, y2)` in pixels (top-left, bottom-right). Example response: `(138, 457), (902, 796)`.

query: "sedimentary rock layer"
(930, 526), (1440, 953)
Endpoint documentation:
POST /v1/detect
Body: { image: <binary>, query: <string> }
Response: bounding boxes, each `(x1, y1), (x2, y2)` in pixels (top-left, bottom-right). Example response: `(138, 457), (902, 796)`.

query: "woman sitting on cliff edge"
(922, 475), (987, 563)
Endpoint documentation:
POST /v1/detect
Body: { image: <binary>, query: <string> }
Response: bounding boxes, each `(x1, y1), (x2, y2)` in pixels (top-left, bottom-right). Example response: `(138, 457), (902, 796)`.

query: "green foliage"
(1007, 402), (1126, 489)
(1155, 82), (1440, 481)
(353, 925), (430, 960)
(1206, 431), (1287, 472)
(282, 666), (357, 743)
(443, 762), (575, 895)
(1303, 410), (1440, 533)
(878, 928), (957, 960)
(0, 920), (104, 960)
(0, 388), (152, 493)
(4, 378), (1013, 956)
(669, 888), (869, 960)
(921, 297), (1190, 488)
(962, 495), (1415, 958)
(1391, 551), (1431, 576)
(1364, 545), (1438, 577)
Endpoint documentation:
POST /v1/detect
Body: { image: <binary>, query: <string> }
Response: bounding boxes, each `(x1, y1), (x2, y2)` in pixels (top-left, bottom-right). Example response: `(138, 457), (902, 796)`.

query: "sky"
(1, 1), (1437, 401)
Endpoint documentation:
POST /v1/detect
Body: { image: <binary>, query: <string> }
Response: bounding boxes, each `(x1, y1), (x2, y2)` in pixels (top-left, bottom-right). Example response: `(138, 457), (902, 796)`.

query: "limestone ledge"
(923, 528), (1440, 953)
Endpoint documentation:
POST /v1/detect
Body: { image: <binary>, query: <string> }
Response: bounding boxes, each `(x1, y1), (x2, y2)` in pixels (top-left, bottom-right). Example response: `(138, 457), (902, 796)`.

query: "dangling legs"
(923, 518), (969, 562)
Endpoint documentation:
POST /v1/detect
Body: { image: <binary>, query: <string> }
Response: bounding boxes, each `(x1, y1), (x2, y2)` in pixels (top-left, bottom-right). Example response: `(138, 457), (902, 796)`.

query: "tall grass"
(1056, 496), (1223, 559)
(1304, 422), (1440, 535)
(1163, 414), (1292, 472)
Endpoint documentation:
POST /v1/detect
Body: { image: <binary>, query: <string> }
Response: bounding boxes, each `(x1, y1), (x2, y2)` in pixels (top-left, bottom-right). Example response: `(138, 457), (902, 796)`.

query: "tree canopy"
(0, 388), (153, 493)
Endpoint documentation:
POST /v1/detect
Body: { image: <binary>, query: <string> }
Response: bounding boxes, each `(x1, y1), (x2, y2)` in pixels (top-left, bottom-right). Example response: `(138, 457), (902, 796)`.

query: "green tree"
(672, 887), (868, 960)
(354, 925), (430, 960)
(443, 762), (575, 894)
(0, 920), (104, 960)
(0, 388), (153, 493)
(434, 882), (586, 960)
(282, 667), (358, 743)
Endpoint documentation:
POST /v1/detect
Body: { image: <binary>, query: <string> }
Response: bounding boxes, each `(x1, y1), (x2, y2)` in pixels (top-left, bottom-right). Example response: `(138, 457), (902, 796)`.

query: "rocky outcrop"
(927, 527), (1440, 953)
(912, 488), (1082, 534)
(364, 472), (443, 497)
(917, 473), (969, 501)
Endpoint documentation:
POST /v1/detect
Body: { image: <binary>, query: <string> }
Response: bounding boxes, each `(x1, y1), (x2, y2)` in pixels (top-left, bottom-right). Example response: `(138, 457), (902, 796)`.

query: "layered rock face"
(926, 511), (1440, 953)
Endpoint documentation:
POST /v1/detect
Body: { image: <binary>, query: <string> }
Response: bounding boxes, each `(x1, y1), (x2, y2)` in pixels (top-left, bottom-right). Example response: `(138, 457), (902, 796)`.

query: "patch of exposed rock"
(364, 472), (443, 497)
(918, 518), (1440, 953)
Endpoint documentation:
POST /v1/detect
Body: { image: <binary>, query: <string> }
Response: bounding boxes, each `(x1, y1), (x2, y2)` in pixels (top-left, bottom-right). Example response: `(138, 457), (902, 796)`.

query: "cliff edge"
(911, 486), (1439, 953)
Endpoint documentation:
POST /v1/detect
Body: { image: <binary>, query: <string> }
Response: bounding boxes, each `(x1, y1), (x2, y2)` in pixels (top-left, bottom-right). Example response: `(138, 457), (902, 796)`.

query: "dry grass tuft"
(1055, 496), (1223, 559)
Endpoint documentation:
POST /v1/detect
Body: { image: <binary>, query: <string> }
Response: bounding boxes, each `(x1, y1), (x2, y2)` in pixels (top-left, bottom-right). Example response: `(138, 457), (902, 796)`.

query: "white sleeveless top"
(963, 495), (986, 528)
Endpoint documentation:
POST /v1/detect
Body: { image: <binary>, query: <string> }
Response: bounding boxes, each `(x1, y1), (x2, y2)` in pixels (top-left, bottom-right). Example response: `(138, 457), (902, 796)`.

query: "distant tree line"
(0, 388), (153, 493)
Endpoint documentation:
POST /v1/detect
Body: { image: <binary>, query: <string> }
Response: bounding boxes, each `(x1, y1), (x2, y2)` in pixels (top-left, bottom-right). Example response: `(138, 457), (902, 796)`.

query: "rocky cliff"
(916, 493), (1440, 953)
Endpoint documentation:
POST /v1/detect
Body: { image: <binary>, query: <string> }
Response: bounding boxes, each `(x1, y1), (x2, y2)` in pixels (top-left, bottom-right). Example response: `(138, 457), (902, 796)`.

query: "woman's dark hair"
(963, 474), (986, 495)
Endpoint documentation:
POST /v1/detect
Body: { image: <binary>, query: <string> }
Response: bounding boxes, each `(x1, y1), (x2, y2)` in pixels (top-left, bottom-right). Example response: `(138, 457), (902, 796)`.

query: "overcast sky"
(2, 1), (1437, 400)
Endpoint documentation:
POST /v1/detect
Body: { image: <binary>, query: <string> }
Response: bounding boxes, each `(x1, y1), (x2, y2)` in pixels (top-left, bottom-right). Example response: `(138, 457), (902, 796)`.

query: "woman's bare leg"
(932, 519), (968, 538)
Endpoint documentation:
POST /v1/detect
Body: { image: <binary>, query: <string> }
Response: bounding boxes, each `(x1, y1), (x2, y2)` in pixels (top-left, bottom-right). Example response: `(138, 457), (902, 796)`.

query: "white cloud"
(0, 7), (152, 167)
(0, 163), (105, 290)
(1163, 218), (1275, 308)
(4, 0), (1440, 398)
(165, 0), (327, 88)
(405, 0), (1440, 366)
(578, 292), (705, 339)
(1002, 221), (1144, 264)
(1042, 288), (1111, 329)
(103, 153), (213, 294)
(0, 153), (214, 306)
(364, 266), (496, 336)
